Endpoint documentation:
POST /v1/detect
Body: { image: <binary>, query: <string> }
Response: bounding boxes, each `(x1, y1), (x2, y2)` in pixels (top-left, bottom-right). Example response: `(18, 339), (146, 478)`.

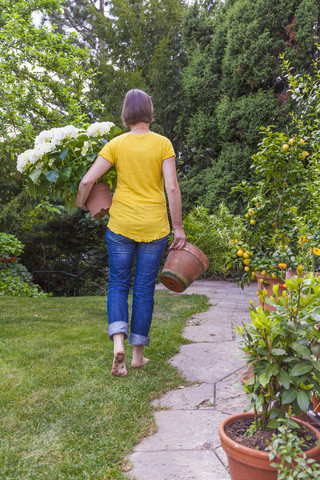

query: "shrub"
(0, 234), (49, 297)
(0, 232), (24, 257)
(181, 204), (245, 275)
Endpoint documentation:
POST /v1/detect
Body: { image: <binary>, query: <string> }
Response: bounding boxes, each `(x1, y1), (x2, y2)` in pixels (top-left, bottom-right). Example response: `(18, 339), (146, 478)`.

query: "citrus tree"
(230, 55), (320, 286)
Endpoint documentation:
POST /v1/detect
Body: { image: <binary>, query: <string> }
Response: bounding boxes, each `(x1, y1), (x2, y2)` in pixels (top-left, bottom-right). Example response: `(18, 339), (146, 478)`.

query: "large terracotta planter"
(160, 242), (209, 293)
(86, 183), (112, 219)
(219, 412), (320, 480)
(255, 271), (283, 312)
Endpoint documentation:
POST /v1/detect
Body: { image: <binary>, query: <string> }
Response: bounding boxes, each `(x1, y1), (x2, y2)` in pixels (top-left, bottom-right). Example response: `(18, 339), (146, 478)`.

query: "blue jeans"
(105, 228), (168, 346)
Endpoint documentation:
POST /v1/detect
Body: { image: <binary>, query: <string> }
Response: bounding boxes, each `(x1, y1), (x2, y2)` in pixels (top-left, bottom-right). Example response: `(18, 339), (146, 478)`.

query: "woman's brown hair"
(121, 89), (154, 126)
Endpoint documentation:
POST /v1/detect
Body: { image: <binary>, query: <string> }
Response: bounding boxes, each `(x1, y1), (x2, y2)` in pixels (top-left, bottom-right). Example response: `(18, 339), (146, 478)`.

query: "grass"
(0, 291), (209, 480)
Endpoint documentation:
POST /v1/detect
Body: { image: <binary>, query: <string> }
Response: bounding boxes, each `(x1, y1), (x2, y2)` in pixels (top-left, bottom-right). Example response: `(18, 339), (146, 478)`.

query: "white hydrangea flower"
(86, 121), (114, 137)
(81, 141), (90, 156)
(34, 129), (56, 146)
(35, 125), (79, 150)
(50, 125), (79, 149)
(17, 142), (53, 172)
(17, 149), (34, 172)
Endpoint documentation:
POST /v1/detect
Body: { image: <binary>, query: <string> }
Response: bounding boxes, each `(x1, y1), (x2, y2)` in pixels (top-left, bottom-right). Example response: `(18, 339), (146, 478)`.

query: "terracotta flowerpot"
(0, 256), (17, 263)
(160, 242), (209, 293)
(255, 271), (283, 312)
(312, 395), (320, 413)
(219, 412), (320, 480)
(86, 183), (112, 219)
(286, 269), (298, 279)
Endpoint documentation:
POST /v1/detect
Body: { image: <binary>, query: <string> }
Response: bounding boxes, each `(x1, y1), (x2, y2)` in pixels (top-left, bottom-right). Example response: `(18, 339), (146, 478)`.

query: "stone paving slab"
(169, 341), (244, 383)
(214, 369), (248, 415)
(128, 280), (257, 480)
(134, 410), (227, 452)
(152, 383), (214, 410)
(129, 450), (230, 480)
(183, 322), (235, 342)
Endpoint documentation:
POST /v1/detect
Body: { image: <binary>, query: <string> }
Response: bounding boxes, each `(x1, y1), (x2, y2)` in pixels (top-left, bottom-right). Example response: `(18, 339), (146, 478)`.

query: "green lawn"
(0, 291), (209, 480)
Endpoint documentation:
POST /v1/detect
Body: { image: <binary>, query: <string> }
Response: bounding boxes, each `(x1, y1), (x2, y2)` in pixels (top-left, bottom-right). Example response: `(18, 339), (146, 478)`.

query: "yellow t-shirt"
(98, 132), (175, 242)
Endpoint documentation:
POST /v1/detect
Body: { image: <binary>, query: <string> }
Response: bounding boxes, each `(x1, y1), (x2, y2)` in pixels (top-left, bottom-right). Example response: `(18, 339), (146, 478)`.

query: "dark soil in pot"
(225, 417), (318, 451)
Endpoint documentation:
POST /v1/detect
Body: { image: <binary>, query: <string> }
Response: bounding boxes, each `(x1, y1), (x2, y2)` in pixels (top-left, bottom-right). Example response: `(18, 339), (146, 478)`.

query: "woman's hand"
(171, 226), (186, 250)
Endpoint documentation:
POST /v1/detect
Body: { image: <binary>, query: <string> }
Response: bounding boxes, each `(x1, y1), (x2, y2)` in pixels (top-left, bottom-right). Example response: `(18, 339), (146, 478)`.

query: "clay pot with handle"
(160, 242), (209, 293)
(86, 183), (112, 219)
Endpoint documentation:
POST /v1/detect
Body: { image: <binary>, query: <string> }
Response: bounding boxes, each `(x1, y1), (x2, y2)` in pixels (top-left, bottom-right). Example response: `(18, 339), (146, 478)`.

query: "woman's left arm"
(76, 155), (113, 210)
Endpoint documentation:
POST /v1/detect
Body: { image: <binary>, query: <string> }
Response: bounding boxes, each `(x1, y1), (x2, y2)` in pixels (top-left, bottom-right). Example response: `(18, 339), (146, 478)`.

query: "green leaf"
(290, 342), (311, 356)
(297, 390), (310, 412)
(282, 388), (297, 404)
(290, 362), (313, 376)
(29, 168), (43, 183)
(58, 147), (70, 160)
(255, 394), (265, 409)
(46, 169), (59, 183)
(268, 418), (282, 429)
(271, 348), (286, 356)
(278, 370), (290, 389)
(259, 372), (270, 388)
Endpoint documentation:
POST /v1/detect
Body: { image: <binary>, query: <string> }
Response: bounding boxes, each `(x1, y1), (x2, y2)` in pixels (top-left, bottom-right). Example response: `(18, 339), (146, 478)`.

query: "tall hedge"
(179, 0), (320, 213)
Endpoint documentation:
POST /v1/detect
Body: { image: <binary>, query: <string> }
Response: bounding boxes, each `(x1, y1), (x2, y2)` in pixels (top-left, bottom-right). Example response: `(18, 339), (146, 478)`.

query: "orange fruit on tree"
(250, 219), (256, 225)
(288, 138), (294, 145)
(244, 266), (250, 272)
(244, 259), (250, 265)
(282, 144), (289, 150)
(243, 251), (250, 259)
(237, 249), (244, 257)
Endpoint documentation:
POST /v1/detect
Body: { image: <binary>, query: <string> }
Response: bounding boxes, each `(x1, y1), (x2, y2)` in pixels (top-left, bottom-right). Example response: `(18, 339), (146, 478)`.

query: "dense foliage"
(178, 0), (320, 212)
(0, 233), (48, 297)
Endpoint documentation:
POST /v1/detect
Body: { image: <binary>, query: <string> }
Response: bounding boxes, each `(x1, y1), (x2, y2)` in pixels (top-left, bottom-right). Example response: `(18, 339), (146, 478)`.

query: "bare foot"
(111, 352), (127, 377)
(131, 356), (149, 368)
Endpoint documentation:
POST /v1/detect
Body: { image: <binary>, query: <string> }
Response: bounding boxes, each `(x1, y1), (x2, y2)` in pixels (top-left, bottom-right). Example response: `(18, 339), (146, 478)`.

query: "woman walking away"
(76, 89), (186, 377)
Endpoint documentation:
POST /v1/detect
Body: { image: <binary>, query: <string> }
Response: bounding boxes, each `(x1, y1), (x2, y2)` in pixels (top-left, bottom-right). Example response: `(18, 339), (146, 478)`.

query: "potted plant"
(16, 121), (122, 216)
(268, 419), (320, 479)
(0, 233), (24, 262)
(219, 270), (320, 479)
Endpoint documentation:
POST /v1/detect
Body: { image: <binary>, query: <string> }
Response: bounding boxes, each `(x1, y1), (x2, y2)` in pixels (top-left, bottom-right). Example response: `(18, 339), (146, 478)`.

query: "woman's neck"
(129, 122), (150, 134)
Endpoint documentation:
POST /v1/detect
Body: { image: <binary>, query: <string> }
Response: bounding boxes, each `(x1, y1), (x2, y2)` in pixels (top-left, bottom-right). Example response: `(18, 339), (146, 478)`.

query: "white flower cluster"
(17, 122), (114, 173)
(17, 125), (80, 173)
(35, 125), (79, 149)
(86, 121), (114, 137)
(16, 143), (53, 172)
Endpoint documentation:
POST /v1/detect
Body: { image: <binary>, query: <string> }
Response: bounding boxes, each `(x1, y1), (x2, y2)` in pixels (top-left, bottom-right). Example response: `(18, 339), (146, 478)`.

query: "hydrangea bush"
(17, 122), (121, 210)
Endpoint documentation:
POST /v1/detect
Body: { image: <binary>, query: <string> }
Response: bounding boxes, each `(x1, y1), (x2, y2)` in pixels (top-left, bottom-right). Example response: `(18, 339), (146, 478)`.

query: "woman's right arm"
(162, 156), (186, 249)
(76, 155), (113, 210)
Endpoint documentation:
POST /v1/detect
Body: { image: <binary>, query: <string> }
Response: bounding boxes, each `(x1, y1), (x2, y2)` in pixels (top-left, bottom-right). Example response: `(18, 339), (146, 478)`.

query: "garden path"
(128, 279), (257, 480)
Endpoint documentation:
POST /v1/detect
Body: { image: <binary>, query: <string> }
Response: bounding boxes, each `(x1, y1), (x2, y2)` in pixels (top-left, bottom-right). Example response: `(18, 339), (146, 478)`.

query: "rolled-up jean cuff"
(128, 332), (150, 346)
(108, 321), (129, 340)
